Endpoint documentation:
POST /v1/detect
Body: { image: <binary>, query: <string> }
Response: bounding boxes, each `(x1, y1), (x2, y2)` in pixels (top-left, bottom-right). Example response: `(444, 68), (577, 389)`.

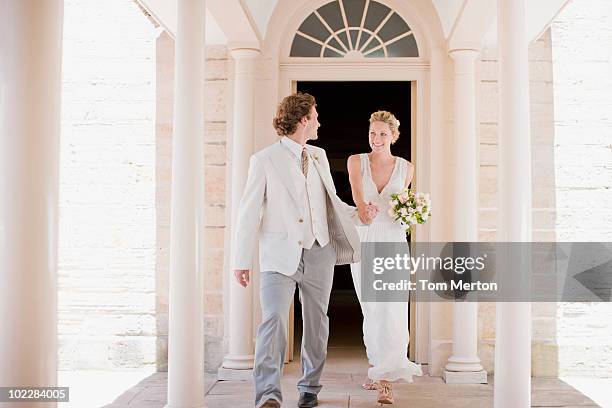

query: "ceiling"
(137, 0), (570, 48)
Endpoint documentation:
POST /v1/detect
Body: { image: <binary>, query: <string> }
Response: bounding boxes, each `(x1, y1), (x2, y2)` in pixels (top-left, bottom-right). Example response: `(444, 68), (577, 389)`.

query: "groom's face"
(304, 106), (320, 141)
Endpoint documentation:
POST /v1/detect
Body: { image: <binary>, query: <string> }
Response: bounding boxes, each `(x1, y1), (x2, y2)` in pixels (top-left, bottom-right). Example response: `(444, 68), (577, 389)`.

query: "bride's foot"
(377, 381), (394, 405)
(362, 377), (379, 390)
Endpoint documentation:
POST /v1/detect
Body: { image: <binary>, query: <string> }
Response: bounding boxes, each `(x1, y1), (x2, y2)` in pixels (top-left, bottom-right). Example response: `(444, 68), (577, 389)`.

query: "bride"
(347, 110), (423, 405)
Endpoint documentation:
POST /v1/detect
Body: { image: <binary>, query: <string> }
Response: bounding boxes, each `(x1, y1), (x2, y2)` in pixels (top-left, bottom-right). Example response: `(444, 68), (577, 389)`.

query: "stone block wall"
(58, 0), (160, 370)
(476, 29), (557, 243)
(58, 0), (230, 372)
(154, 33), (229, 372)
(476, 28), (558, 376)
(550, 0), (612, 377)
(551, 0), (612, 241)
(476, 0), (612, 377)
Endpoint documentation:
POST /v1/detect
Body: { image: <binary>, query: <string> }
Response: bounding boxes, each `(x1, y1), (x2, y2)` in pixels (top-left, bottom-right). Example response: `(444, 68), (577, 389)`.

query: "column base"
(443, 369), (488, 384)
(219, 353), (254, 380)
(217, 366), (253, 381)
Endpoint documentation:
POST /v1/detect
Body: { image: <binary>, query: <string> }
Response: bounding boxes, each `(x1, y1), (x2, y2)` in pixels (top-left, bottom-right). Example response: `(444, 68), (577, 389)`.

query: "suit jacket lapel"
(269, 141), (302, 207)
(309, 148), (360, 263)
(309, 149), (336, 199)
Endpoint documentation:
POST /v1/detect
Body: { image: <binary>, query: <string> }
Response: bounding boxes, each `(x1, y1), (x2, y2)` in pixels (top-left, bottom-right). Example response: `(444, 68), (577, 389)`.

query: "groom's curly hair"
(272, 92), (316, 136)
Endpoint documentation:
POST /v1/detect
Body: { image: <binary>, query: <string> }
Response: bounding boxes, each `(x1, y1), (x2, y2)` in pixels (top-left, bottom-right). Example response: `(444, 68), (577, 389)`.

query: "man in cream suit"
(232, 93), (376, 408)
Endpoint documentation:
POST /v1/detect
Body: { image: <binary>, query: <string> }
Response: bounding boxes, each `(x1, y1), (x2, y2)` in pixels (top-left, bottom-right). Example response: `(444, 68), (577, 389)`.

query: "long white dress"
(350, 153), (423, 383)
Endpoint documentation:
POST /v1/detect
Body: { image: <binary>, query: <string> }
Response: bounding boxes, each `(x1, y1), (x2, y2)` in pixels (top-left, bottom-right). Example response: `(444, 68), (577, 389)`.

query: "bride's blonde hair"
(369, 110), (400, 144)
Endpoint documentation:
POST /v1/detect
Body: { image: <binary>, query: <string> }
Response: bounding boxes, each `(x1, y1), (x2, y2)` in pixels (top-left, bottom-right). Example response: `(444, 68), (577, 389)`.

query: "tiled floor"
(102, 347), (601, 408)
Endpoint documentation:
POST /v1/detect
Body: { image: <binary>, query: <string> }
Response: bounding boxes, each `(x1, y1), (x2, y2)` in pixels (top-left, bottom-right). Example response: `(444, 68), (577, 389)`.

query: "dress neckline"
(365, 153), (399, 196)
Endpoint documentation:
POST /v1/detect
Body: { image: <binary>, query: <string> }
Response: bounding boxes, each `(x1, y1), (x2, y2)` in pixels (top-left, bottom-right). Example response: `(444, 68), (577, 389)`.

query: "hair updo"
(369, 110), (400, 144)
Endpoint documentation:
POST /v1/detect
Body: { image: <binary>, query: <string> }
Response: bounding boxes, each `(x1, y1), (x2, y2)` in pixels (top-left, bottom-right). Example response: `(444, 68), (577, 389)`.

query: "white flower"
(389, 189), (431, 231)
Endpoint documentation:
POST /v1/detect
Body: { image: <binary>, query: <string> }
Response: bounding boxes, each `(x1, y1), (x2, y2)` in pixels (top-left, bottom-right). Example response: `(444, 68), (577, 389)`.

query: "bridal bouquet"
(388, 188), (431, 232)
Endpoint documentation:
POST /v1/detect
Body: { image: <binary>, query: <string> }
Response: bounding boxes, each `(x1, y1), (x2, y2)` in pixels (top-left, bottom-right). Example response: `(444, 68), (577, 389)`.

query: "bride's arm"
(347, 155), (365, 206)
(404, 159), (414, 188)
(347, 155), (373, 224)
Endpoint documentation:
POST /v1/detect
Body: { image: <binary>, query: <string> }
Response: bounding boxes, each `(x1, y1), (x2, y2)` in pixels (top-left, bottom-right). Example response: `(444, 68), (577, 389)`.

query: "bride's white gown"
(350, 153), (423, 383)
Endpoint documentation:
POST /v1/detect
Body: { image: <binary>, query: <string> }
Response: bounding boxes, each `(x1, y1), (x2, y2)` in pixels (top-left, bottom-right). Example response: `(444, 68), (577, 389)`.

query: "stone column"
(443, 49), (488, 384)
(495, 0), (532, 406)
(0, 2), (63, 407)
(218, 47), (260, 380)
(165, 1), (206, 407)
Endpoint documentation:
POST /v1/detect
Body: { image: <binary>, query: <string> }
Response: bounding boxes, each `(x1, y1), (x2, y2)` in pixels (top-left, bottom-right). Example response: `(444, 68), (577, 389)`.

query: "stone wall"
(58, 0), (160, 369)
(58, 0), (230, 372)
(551, 0), (612, 242)
(154, 33), (229, 372)
(476, 28), (559, 375)
(475, 0), (612, 377)
(550, 0), (612, 377)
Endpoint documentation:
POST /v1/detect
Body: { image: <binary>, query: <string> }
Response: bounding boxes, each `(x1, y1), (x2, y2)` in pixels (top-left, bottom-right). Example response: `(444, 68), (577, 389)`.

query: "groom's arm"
(231, 155), (266, 271)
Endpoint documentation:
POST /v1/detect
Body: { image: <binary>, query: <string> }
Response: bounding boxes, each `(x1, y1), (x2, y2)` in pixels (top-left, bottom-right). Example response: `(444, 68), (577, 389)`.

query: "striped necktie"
(301, 147), (309, 177)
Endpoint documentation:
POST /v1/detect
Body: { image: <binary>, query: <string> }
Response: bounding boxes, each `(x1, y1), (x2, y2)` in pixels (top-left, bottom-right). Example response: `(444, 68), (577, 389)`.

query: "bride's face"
(369, 121), (393, 152)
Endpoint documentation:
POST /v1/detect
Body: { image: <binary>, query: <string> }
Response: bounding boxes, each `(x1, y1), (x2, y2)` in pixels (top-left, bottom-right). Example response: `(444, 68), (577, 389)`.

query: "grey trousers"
(253, 241), (336, 408)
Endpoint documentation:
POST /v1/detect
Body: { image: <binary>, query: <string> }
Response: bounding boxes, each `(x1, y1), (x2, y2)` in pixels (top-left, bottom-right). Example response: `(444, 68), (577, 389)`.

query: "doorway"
(291, 81), (412, 356)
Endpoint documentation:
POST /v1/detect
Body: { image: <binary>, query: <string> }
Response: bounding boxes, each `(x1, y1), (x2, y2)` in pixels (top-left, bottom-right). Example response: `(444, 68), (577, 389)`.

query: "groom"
(232, 92), (376, 408)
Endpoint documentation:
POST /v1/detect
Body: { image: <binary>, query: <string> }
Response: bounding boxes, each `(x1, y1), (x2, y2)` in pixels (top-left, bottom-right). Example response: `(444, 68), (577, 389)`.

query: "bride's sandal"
(377, 382), (394, 405)
(362, 377), (379, 390)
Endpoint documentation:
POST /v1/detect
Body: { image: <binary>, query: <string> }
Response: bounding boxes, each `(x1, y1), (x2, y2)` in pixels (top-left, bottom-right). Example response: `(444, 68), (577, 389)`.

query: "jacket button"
(298, 218), (304, 223)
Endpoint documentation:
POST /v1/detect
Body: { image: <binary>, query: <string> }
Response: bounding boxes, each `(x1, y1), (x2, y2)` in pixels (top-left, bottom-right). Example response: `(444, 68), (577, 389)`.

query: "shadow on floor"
(102, 349), (600, 408)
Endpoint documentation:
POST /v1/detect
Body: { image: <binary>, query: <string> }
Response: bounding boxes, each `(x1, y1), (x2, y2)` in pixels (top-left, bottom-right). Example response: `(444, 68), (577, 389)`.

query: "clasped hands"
(357, 201), (379, 225)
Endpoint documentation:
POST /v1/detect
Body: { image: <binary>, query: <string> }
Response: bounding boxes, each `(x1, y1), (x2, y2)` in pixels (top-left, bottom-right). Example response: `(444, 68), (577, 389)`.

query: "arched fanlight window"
(290, 0), (419, 58)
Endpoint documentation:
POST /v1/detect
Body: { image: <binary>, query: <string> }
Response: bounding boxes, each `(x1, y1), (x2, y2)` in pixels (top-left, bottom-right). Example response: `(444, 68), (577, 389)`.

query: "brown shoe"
(260, 399), (281, 408)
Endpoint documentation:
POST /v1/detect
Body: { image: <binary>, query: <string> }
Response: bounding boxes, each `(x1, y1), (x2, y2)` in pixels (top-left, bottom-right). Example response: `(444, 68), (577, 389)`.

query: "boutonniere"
(310, 153), (320, 163)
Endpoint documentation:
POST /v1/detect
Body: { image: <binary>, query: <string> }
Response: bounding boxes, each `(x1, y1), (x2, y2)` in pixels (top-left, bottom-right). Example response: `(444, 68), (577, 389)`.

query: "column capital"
(448, 48), (480, 62)
(229, 47), (261, 60)
(230, 48), (259, 75)
(448, 48), (479, 75)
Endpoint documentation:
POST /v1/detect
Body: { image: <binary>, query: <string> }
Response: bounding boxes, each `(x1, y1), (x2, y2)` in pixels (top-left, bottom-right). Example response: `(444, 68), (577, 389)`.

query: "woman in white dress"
(347, 111), (422, 405)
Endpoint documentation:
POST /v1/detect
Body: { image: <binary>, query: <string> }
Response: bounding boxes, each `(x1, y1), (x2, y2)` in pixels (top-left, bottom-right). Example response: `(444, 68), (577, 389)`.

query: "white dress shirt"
(280, 136), (304, 168)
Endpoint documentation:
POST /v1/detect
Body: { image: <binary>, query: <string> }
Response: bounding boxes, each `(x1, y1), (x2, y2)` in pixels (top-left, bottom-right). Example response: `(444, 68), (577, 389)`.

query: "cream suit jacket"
(231, 140), (362, 276)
